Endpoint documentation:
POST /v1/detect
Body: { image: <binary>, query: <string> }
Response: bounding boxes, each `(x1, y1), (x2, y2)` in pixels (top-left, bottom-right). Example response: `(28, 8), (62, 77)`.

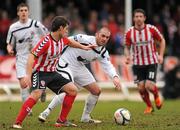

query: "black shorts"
(132, 64), (157, 83)
(31, 71), (71, 94)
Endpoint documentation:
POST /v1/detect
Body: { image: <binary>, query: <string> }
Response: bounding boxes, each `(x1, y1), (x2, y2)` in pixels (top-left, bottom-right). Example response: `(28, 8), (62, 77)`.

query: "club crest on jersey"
(30, 31), (35, 39)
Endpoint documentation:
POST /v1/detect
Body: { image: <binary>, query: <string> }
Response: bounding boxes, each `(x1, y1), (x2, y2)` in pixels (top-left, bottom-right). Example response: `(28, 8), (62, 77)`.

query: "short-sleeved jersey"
(32, 34), (70, 72)
(124, 24), (163, 65)
(60, 34), (118, 79)
(6, 18), (48, 59)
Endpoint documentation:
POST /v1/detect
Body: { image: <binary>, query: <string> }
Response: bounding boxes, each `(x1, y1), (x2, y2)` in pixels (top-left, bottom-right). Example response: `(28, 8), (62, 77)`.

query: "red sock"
(58, 94), (76, 122)
(15, 97), (36, 124)
(149, 85), (159, 99)
(139, 89), (152, 107)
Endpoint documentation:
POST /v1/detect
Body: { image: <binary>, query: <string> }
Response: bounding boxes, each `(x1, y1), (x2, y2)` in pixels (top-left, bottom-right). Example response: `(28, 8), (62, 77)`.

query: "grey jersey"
(6, 18), (48, 59)
(60, 34), (118, 79)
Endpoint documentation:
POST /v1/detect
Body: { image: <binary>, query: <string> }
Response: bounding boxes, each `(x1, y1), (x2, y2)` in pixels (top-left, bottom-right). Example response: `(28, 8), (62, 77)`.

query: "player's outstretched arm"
(68, 39), (97, 50)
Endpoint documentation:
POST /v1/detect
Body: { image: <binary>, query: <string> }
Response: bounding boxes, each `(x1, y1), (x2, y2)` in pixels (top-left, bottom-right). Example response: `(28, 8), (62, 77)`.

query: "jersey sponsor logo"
(18, 38), (25, 43)
(77, 56), (90, 64)
(134, 40), (151, 46)
(48, 53), (61, 60)
(18, 31), (35, 44)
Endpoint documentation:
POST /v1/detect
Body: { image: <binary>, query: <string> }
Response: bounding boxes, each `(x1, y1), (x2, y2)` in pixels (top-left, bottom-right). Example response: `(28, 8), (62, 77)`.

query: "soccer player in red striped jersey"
(124, 9), (166, 114)
(12, 16), (96, 129)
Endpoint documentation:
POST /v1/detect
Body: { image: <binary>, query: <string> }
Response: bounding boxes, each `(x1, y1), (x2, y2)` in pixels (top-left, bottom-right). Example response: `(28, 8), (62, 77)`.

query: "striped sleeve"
(150, 25), (163, 41)
(124, 29), (132, 46)
(62, 37), (70, 45)
(31, 36), (50, 57)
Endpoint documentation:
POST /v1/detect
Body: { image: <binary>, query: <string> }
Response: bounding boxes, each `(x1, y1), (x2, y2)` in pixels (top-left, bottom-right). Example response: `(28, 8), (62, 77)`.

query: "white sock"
(81, 94), (99, 120)
(43, 92), (66, 115)
(20, 88), (30, 102)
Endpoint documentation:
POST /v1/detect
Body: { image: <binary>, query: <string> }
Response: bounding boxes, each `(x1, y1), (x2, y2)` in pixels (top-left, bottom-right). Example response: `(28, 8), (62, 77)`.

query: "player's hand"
(7, 44), (14, 56)
(113, 76), (121, 90)
(158, 55), (164, 64)
(83, 44), (97, 50)
(125, 56), (131, 64)
(22, 75), (31, 88)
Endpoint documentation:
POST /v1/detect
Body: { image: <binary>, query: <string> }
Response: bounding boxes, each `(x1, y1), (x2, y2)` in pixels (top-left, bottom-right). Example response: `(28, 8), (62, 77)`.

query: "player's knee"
(69, 90), (77, 96)
(63, 83), (78, 96)
(19, 78), (28, 89)
(67, 87), (78, 96)
(138, 82), (145, 90)
(145, 80), (154, 89)
(30, 89), (43, 101)
(90, 87), (101, 96)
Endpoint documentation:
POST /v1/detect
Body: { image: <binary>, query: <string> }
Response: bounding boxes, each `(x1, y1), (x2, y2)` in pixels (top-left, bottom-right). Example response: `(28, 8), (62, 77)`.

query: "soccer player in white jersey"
(6, 3), (48, 105)
(124, 9), (166, 114)
(38, 27), (122, 123)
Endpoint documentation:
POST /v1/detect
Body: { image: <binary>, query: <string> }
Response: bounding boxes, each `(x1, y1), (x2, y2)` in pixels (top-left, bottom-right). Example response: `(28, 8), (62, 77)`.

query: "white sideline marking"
(0, 81), (164, 101)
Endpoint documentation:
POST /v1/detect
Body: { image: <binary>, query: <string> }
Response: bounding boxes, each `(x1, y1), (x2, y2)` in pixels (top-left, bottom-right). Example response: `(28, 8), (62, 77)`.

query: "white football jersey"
(6, 18), (48, 59)
(60, 34), (118, 79)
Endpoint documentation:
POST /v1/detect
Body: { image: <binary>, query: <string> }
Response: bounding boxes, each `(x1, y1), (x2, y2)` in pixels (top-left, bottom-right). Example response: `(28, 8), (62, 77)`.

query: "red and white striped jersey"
(124, 24), (163, 65)
(31, 34), (69, 72)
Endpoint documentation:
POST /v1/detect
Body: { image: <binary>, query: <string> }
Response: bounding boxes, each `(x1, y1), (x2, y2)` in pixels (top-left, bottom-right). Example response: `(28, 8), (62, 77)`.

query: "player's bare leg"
(138, 82), (154, 114)
(19, 77), (32, 116)
(145, 80), (163, 110)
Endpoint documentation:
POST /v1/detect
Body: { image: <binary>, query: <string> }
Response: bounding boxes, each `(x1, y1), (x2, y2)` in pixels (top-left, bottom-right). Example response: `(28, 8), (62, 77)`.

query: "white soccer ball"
(114, 108), (131, 125)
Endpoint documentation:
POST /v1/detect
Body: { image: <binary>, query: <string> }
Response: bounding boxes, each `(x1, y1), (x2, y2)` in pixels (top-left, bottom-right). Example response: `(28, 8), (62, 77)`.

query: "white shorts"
(16, 57), (28, 78)
(56, 60), (96, 88)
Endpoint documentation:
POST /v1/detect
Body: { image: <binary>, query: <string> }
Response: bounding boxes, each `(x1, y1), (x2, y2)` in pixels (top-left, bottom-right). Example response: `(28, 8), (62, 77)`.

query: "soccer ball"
(114, 108), (131, 125)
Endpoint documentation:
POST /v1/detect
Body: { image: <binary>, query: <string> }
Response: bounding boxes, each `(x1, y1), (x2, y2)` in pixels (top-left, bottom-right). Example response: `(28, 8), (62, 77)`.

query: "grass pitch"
(0, 100), (180, 130)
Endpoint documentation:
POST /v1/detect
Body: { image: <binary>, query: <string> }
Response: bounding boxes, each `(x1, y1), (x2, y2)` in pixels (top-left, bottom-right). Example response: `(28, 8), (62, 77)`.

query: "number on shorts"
(149, 71), (154, 79)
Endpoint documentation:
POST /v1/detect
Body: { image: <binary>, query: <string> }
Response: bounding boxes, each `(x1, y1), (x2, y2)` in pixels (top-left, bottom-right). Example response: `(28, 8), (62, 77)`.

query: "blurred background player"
(38, 27), (121, 123)
(12, 16), (96, 129)
(124, 9), (166, 114)
(6, 3), (48, 108)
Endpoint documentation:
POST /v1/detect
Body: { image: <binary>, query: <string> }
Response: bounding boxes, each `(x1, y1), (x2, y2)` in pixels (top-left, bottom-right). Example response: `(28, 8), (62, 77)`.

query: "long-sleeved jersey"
(60, 34), (118, 79)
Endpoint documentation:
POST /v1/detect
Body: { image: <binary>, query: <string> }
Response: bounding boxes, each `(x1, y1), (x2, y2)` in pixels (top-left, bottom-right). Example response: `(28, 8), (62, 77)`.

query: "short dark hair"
(17, 3), (29, 12)
(133, 8), (146, 16)
(51, 16), (70, 32)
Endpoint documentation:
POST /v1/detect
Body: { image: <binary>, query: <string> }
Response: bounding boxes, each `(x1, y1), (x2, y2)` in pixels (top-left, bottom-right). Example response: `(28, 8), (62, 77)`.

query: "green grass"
(0, 100), (180, 130)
